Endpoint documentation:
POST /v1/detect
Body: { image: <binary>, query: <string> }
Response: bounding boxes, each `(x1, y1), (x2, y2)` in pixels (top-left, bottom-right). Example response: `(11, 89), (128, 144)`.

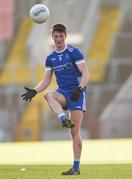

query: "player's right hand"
(21, 87), (37, 102)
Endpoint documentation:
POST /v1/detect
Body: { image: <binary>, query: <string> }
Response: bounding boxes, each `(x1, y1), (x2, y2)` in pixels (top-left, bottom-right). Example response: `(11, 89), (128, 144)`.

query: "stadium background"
(0, 0), (132, 143)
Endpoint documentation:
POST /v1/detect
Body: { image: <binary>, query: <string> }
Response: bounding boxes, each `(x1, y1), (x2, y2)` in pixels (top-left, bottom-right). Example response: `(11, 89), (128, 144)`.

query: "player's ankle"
(58, 113), (67, 122)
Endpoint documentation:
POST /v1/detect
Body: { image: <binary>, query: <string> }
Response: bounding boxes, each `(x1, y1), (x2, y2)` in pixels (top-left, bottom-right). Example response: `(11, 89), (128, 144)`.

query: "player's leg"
(70, 110), (83, 162)
(44, 90), (75, 128)
(44, 90), (66, 115)
(62, 110), (83, 175)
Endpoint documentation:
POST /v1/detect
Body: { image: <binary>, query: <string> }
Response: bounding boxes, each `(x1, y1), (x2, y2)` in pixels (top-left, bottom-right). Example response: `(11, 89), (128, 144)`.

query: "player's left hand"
(71, 86), (84, 101)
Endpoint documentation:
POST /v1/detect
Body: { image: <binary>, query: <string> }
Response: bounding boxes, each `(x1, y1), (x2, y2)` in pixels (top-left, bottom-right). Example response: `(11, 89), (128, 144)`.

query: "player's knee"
(44, 91), (54, 101)
(78, 139), (82, 149)
(70, 127), (79, 138)
(44, 92), (49, 101)
(71, 130), (80, 140)
(76, 136), (82, 149)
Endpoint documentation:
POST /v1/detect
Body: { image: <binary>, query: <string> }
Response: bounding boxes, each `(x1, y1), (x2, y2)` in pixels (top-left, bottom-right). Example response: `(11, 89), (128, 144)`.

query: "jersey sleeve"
(45, 56), (52, 70)
(72, 48), (85, 64)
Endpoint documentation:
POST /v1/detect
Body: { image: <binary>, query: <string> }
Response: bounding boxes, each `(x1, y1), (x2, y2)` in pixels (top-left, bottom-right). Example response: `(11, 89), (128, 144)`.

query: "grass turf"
(0, 164), (132, 179)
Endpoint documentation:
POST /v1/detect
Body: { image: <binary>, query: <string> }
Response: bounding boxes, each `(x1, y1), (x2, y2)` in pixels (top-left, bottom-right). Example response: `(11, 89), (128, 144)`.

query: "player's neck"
(56, 44), (66, 52)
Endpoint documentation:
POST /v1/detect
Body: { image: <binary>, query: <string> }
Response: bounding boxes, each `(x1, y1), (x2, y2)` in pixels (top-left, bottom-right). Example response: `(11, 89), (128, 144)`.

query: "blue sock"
(58, 113), (67, 122)
(72, 160), (80, 171)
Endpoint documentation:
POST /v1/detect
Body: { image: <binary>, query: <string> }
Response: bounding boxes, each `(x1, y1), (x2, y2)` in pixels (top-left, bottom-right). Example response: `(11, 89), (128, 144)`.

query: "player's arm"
(71, 62), (89, 101)
(76, 62), (89, 89)
(34, 69), (53, 93)
(21, 70), (53, 102)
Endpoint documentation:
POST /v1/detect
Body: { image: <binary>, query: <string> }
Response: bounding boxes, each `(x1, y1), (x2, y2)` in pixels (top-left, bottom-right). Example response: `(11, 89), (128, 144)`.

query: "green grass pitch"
(0, 164), (132, 179)
(0, 139), (132, 179)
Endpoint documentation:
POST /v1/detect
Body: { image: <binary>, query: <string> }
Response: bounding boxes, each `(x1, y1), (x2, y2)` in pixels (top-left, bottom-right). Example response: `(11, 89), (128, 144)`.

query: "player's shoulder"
(67, 44), (84, 61)
(46, 50), (56, 63)
(47, 50), (56, 58)
(67, 44), (76, 52)
(67, 44), (82, 54)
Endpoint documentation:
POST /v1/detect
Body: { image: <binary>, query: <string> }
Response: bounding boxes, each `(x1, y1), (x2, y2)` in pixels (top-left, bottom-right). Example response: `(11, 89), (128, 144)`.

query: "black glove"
(21, 87), (37, 102)
(71, 86), (84, 101)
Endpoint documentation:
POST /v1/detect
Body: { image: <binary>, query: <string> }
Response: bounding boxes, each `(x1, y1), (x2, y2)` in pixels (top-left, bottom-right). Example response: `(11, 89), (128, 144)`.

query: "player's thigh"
(69, 110), (84, 136)
(45, 90), (67, 107)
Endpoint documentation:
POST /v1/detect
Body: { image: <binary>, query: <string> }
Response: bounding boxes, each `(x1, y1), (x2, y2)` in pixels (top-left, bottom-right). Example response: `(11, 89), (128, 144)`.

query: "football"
(30, 4), (49, 24)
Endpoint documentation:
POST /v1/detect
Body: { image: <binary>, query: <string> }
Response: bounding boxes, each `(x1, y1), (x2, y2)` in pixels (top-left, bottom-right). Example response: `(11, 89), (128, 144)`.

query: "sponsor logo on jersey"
(53, 62), (73, 72)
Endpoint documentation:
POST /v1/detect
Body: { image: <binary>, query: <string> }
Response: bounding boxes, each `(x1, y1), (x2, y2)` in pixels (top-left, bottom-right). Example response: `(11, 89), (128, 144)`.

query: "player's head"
(51, 23), (67, 36)
(51, 23), (67, 50)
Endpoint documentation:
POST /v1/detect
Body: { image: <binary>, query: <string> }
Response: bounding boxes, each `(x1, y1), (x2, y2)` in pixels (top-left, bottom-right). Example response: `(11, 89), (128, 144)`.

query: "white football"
(30, 4), (49, 24)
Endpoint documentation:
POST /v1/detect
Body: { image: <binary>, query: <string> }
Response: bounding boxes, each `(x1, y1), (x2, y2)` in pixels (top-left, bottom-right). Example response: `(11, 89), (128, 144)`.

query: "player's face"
(52, 31), (66, 51)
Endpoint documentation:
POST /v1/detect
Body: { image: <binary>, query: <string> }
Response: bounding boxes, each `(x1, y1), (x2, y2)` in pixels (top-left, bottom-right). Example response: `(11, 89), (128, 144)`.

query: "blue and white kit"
(45, 44), (86, 111)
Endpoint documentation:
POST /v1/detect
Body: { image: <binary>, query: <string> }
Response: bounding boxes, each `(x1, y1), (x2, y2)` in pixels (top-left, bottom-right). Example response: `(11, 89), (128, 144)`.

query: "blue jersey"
(45, 44), (85, 90)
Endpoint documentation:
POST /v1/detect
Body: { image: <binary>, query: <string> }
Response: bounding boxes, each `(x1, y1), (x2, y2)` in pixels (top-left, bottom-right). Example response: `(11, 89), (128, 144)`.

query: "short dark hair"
(51, 23), (67, 36)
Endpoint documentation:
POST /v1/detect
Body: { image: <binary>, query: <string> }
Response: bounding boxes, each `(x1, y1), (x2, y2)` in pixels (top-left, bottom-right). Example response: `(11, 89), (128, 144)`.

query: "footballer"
(21, 23), (89, 175)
